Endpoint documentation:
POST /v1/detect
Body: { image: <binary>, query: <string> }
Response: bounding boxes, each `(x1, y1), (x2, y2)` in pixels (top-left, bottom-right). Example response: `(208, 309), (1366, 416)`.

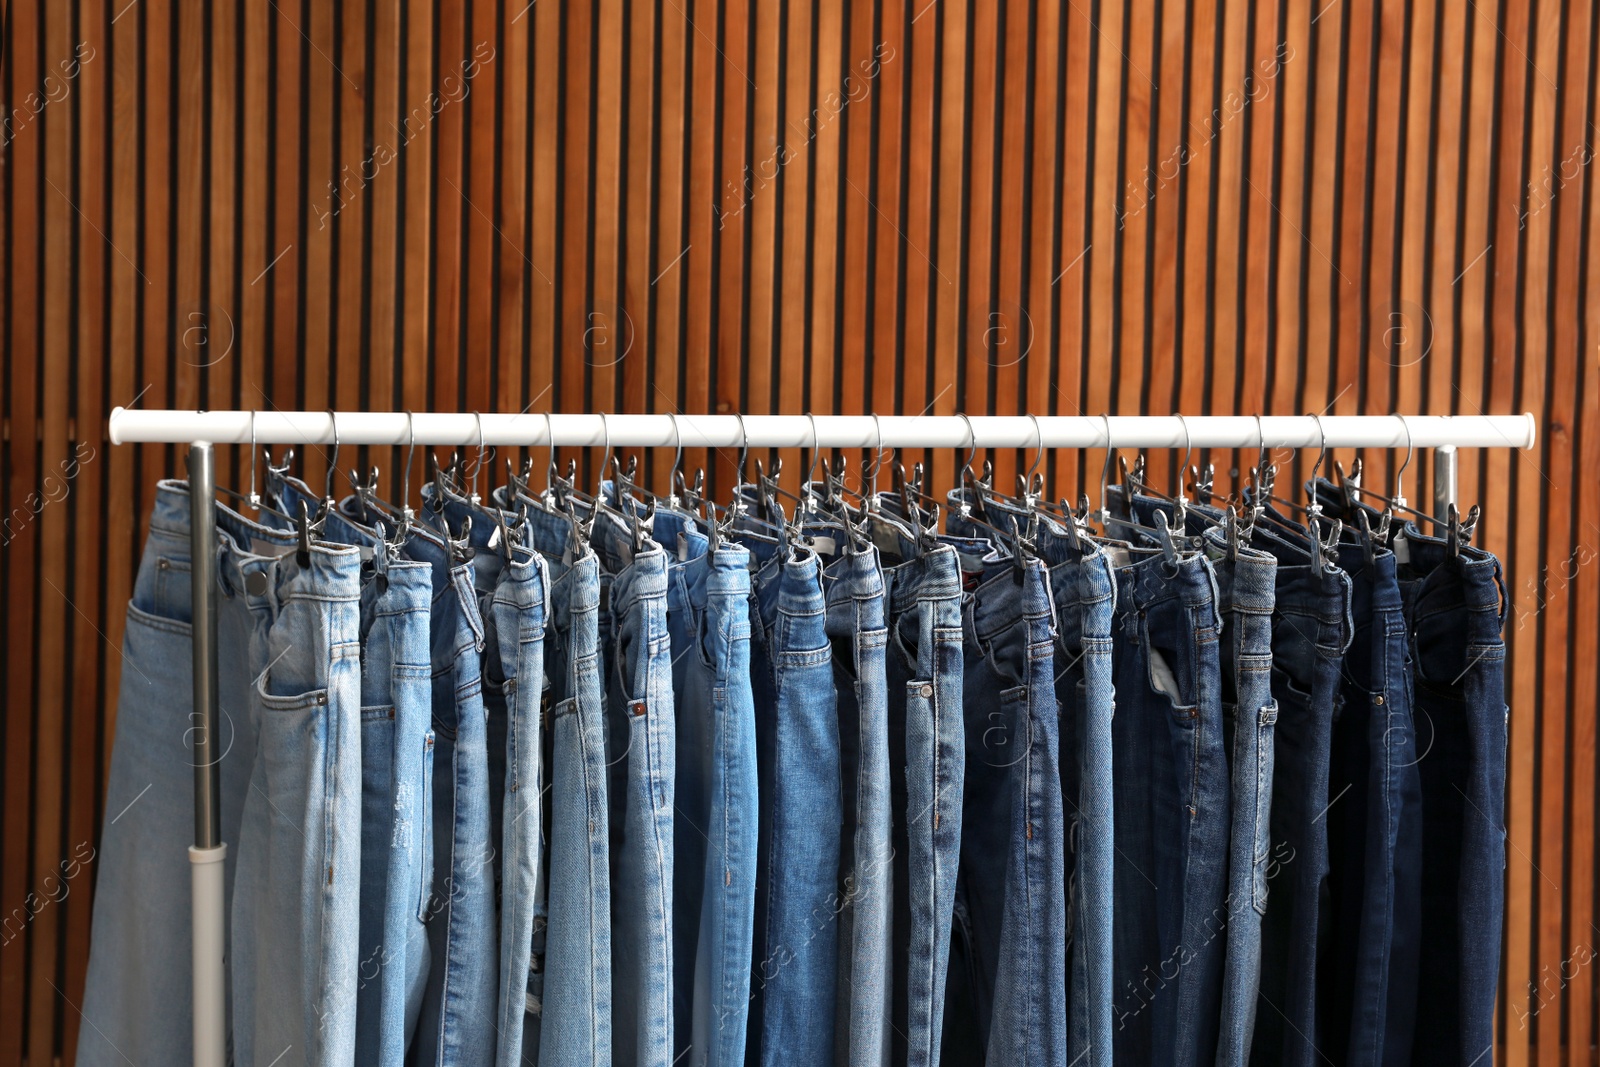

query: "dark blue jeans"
(1319, 540), (1422, 1067)
(944, 555), (1068, 1067)
(1107, 549), (1229, 1067)
(1395, 528), (1507, 1066)
(1309, 483), (1509, 1066)
(1237, 517), (1351, 1067)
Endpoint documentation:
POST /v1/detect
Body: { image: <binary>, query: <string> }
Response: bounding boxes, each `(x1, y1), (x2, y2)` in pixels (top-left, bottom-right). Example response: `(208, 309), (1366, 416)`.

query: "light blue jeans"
(273, 472), (439, 1066)
(520, 502), (612, 1067)
(77, 483), (289, 1065)
(228, 514), (365, 1065)
(878, 518), (965, 1067)
(405, 522), (498, 1067)
(822, 540), (892, 1067)
(648, 508), (757, 1067)
(590, 511), (677, 1067)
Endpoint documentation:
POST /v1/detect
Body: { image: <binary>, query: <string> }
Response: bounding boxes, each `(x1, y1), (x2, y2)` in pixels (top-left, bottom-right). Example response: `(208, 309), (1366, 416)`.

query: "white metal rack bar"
(112, 408), (1538, 450)
(105, 408), (1537, 1067)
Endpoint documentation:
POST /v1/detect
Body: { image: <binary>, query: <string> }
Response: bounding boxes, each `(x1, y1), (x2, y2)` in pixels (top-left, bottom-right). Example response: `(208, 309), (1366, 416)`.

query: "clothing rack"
(104, 408), (1538, 1067)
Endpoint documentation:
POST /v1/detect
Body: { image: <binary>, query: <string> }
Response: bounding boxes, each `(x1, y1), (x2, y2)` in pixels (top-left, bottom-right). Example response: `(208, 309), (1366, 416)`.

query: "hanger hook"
(545, 411), (559, 490)
(471, 411), (486, 503)
(957, 412), (979, 474)
(1175, 412), (1193, 495)
(1098, 413), (1116, 524)
(869, 413), (886, 499)
(400, 410), (416, 520)
(248, 410), (261, 508)
(805, 413), (822, 508)
(1027, 413), (1045, 484)
(597, 412), (612, 495)
(1393, 413), (1413, 507)
(324, 410), (340, 503)
(734, 412), (751, 488)
(669, 412), (685, 489)
(1308, 412), (1329, 486)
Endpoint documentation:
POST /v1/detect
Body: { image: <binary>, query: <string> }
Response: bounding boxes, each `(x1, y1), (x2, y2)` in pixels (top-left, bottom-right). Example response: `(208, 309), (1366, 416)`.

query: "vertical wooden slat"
(463, 0), (498, 414)
(62, 2), (111, 1061)
(334, 0), (368, 438)
(589, 0), (623, 425)
(29, 0), (75, 1055)
(809, 0), (843, 429)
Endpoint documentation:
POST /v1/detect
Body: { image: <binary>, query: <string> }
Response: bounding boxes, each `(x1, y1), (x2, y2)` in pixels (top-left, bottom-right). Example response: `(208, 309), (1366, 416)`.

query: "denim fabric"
(743, 535), (841, 1067)
(1392, 529), (1506, 1066)
(824, 540), (892, 1067)
(943, 553), (1068, 1067)
(1128, 493), (1282, 1067)
(484, 549), (550, 1067)
(642, 507), (756, 1067)
(1037, 524), (1119, 1067)
(351, 550), (436, 1064)
(220, 508), (365, 1065)
(1202, 530), (1278, 1067)
(1107, 548), (1229, 1067)
(873, 514), (964, 1067)
(271, 472), (440, 1067)
(515, 504), (613, 1067)
(77, 483), (286, 1066)
(1309, 483), (1509, 1065)
(949, 493), (1120, 1066)
(588, 511), (677, 1067)
(1232, 515), (1351, 1067)
(1318, 540), (1422, 1067)
(398, 514), (499, 1067)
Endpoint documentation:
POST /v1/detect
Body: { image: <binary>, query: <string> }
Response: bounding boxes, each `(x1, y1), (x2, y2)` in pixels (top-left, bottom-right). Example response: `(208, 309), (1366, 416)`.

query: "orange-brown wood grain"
(3, 5), (1593, 1062)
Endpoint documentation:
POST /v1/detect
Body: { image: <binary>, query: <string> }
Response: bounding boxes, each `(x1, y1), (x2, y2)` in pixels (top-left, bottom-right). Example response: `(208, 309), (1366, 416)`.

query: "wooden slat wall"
(0, 1), (1592, 1062)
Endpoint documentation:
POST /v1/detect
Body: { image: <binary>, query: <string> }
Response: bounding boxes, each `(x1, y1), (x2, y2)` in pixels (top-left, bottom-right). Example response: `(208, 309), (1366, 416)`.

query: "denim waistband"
(1392, 522), (1507, 640)
(777, 547), (827, 618)
(549, 547), (603, 617)
(1111, 549), (1219, 625)
(881, 541), (963, 614)
(608, 541), (671, 608)
(1200, 531), (1278, 616)
(153, 480), (363, 609)
(1333, 539), (1403, 615)
(967, 554), (1055, 646)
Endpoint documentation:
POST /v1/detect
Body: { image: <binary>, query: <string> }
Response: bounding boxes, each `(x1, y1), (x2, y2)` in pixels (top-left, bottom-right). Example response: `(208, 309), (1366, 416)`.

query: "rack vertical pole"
(187, 442), (227, 1067)
(1433, 445), (1459, 533)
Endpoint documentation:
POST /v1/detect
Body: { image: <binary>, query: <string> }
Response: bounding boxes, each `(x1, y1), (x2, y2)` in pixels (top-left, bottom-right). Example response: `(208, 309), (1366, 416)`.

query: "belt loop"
(213, 536), (235, 599)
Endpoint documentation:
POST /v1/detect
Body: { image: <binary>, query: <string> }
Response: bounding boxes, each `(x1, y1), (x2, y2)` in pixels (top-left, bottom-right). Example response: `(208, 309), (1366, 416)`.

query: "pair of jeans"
(646, 508), (756, 1067)
(823, 540), (892, 1067)
(950, 491), (1120, 1066)
(222, 509), (365, 1065)
(1309, 482), (1508, 1065)
(1318, 539), (1422, 1067)
(1107, 547), (1229, 1067)
(1227, 513), (1351, 1067)
(1031, 520), (1118, 1066)
(77, 482), (280, 1065)
(874, 515), (964, 1067)
(483, 548), (551, 1067)
(272, 472), (440, 1067)
(1393, 528), (1506, 1065)
(588, 509), (677, 1067)
(518, 504), (613, 1067)
(402, 511), (499, 1067)
(1136, 492), (1283, 1066)
(743, 535), (841, 1067)
(944, 554), (1068, 1066)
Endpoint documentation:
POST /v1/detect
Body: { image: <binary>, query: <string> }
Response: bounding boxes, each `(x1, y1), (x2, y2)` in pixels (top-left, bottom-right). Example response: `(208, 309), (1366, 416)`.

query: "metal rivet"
(246, 571), (269, 597)
(631, 700), (647, 717)
(1374, 694), (1385, 705)
(158, 558), (169, 569)
(920, 684), (934, 698)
